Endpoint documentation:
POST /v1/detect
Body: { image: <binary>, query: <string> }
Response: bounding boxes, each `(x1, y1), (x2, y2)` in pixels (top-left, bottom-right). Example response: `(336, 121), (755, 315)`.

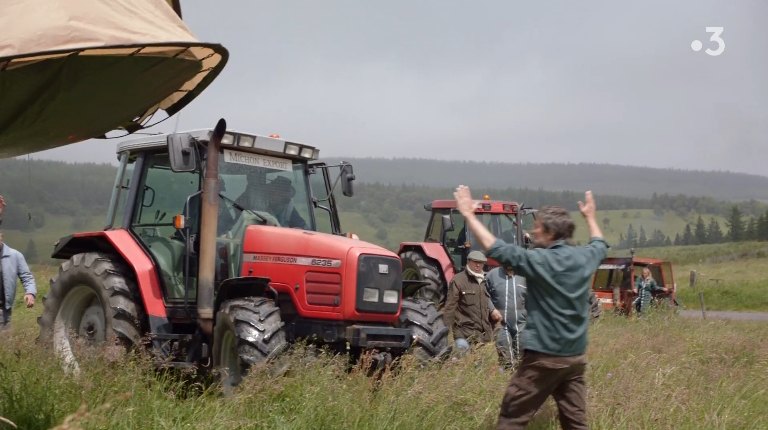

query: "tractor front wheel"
(398, 298), (450, 362)
(38, 253), (144, 374)
(212, 297), (288, 393)
(400, 250), (445, 304)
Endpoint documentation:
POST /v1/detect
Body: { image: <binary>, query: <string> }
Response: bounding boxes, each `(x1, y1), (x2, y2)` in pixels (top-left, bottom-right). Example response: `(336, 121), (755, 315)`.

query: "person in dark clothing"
(266, 176), (306, 229)
(234, 168), (269, 212)
(442, 250), (501, 352)
(455, 185), (606, 430)
(486, 265), (527, 367)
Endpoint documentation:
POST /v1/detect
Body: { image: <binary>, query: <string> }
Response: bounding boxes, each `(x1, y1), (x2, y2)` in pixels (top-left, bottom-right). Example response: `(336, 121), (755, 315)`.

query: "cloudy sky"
(33, 1), (768, 176)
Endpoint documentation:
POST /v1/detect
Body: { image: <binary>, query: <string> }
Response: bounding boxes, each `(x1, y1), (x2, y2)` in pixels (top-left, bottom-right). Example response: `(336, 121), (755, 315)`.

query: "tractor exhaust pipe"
(197, 118), (227, 336)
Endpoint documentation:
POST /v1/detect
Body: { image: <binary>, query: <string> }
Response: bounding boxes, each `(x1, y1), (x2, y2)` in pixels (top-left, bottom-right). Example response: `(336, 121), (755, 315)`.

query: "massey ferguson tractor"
(398, 196), (535, 304)
(591, 254), (678, 315)
(38, 121), (448, 388)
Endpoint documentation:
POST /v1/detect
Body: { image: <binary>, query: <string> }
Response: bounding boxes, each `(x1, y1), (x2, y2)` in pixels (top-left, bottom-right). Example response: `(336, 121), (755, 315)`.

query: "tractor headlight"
(221, 133), (235, 146)
(238, 135), (255, 148)
(382, 290), (399, 304)
(284, 143), (300, 155)
(299, 147), (314, 159)
(362, 288), (380, 303)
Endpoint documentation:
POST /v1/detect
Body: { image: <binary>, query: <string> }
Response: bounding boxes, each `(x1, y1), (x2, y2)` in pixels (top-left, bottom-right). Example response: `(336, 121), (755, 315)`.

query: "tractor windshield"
(218, 156), (313, 231)
(467, 212), (519, 251)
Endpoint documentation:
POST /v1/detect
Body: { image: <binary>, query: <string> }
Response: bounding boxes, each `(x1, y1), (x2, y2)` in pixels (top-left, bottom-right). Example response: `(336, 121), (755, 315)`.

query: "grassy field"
(1, 241), (765, 428)
(1, 303), (766, 429)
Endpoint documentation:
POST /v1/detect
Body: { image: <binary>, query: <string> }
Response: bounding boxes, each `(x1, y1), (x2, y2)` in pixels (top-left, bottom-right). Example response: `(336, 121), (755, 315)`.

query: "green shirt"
(487, 237), (608, 356)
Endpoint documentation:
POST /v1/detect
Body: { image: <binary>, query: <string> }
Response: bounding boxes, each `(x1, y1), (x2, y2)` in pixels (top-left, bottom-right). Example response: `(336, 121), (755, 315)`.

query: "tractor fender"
(214, 276), (274, 311)
(397, 242), (456, 284)
(52, 230), (167, 319)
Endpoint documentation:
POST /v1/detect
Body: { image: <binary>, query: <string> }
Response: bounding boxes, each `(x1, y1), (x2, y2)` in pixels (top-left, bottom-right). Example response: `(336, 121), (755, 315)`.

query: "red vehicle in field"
(39, 124), (448, 388)
(398, 197), (535, 304)
(591, 256), (678, 315)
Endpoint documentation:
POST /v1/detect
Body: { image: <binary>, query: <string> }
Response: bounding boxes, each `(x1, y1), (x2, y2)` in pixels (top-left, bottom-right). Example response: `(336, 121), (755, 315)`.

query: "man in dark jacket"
(455, 185), (606, 430)
(486, 265), (527, 367)
(443, 250), (501, 352)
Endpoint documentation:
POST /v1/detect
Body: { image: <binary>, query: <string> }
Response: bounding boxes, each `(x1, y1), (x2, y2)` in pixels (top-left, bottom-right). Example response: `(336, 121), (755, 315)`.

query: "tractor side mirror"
(168, 133), (197, 172)
(340, 164), (355, 197)
(441, 214), (454, 233)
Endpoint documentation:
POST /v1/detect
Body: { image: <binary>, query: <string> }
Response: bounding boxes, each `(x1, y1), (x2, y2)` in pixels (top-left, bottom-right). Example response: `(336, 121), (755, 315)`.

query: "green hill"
(326, 157), (768, 202)
(1, 158), (765, 258)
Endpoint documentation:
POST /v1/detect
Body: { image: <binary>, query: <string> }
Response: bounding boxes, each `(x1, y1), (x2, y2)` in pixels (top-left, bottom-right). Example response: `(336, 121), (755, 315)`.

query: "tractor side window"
(521, 211), (536, 237)
(110, 155), (135, 229)
(308, 167), (334, 234)
(444, 211), (466, 268)
(593, 269), (612, 290)
(131, 152), (200, 300)
(660, 264), (674, 289)
(498, 214), (519, 244)
(425, 210), (446, 242)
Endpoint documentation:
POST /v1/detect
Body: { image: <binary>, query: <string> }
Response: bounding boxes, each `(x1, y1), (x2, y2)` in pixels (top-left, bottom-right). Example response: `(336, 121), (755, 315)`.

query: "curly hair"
(537, 206), (575, 241)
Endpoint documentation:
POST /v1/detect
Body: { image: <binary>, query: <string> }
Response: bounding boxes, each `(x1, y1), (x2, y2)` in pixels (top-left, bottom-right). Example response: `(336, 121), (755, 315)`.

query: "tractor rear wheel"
(400, 250), (445, 304)
(38, 252), (143, 374)
(398, 298), (450, 362)
(212, 297), (288, 393)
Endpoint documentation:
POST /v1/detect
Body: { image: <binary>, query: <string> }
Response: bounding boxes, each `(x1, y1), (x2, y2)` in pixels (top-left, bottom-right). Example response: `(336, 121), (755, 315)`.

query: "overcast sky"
(32, 1), (768, 177)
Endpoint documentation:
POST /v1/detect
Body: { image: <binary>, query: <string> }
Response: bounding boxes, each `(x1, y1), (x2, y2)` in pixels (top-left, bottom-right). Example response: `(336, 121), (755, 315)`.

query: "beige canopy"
(0, 0), (228, 157)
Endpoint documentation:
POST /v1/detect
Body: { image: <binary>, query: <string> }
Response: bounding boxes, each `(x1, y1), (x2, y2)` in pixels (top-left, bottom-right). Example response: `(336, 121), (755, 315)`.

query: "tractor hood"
(239, 226), (402, 322)
(0, 0), (228, 157)
(240, 225), (398, 262)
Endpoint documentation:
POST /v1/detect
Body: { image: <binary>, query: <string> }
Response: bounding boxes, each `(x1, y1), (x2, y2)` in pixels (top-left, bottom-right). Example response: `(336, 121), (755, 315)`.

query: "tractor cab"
(591, 256), (677, 315)
(106, 130), (353, 306)
(399, 195), (536, 304)
(424, 197), (535, 270)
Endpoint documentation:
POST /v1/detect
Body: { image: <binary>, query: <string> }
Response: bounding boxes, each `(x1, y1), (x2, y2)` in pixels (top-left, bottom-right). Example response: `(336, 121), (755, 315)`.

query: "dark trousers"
(0, 307), (11, 329)
(497, 350), (588, 430)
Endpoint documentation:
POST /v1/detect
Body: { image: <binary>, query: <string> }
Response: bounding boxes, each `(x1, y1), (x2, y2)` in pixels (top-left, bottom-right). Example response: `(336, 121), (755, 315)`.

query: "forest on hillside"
(325, 157), (768, 202)
(1, 158), (767, 260)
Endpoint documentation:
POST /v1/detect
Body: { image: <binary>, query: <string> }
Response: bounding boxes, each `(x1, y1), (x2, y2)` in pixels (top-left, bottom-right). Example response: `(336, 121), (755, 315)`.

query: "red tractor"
(38, 122), (448, 387)
(591, 255), (678, 315)
(398, 197), (535, 304)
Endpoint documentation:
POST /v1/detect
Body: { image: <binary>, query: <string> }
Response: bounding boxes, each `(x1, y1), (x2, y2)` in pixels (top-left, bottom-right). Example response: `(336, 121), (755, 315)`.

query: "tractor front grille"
(305, 272), (342, 307)
(355, 255), (401, 314)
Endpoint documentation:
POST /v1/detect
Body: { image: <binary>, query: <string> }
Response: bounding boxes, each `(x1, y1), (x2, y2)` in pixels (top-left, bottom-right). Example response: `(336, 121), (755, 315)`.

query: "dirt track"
(680, 310), (768, 321)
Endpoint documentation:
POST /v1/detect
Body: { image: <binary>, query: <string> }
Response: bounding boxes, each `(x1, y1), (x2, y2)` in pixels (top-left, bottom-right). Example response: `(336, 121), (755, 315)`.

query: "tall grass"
(1, 303), (766, 429)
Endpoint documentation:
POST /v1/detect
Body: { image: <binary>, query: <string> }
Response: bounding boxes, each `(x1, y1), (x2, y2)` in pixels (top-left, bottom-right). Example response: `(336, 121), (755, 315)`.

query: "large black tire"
(398, 298), (450, 362)
(212, 297), (288, 392)
(400, 250), (445, 304)
(38, 252), (144, 374)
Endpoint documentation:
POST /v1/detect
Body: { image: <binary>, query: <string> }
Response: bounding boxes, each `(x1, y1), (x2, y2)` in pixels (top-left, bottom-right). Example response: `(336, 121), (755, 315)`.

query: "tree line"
(615, 207), (768, 249)
(2, 158), (768, 259)
(326, 157), (768, 202)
